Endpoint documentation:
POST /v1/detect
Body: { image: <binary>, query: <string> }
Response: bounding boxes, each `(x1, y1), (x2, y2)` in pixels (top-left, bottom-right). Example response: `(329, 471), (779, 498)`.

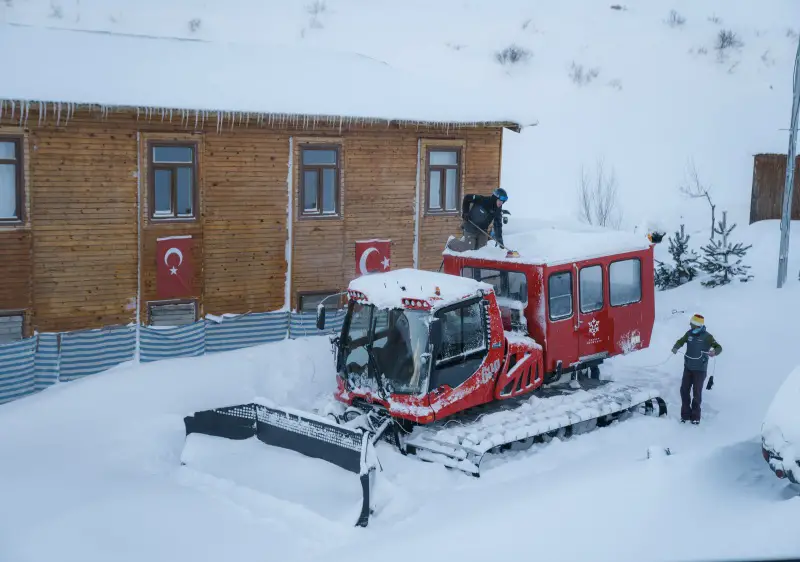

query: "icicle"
(10, 100), (15, 122)
(230, 112), (235, 131)
(19, 102), (24, 127)
(0, 100), (4, 122)
(216, 111), (221, 134)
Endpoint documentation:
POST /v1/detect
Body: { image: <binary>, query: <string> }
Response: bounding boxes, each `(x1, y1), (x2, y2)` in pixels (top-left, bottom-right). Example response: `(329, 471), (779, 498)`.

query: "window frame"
(147, 298), (198, 326)
(433, 296), (488, 368)
(0, 309), (25, 343)
(425, 146), (462, 215)
(547, 270), (574, 322)
(147, 141), (199, 222)
(298, 144), (341, 219)
(609, 257), (643, 308)
(0, 136), (24, 224)
(297, 290), (343, 313)
(579, 264), (605, 314)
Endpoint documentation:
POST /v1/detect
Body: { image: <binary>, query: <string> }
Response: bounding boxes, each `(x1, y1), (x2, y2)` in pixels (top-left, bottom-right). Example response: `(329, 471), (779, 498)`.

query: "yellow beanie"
(690, 314), (705, 326)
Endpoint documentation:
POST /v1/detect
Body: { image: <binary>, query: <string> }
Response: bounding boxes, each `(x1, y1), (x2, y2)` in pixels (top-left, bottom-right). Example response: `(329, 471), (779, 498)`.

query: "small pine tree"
(654, 225), (699, 290)
(699, 211), (753, 287)
(668, 225), (700, 285)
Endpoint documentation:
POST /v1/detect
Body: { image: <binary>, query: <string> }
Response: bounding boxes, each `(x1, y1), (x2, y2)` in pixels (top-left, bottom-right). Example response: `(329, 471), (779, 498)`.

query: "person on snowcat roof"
(459, 187), (509, 250)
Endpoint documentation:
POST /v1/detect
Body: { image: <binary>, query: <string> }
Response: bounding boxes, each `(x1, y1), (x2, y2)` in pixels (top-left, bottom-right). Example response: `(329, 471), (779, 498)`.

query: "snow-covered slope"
(2, 0), (797, 228)
(1, 221), (799, 562)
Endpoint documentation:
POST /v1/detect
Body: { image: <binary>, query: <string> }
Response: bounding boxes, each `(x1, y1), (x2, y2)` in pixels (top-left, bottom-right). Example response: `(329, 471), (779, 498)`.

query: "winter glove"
(706, 376), (714, 390)
(671, 347), (678, 354)
(708, 349), (716, 357)
(503, 216), (509, 224)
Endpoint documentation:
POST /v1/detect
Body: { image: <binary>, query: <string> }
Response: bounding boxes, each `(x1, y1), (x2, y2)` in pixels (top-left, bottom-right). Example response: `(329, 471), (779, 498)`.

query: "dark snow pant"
(680, 368), (707, 421)
(462, 227), (488, 250)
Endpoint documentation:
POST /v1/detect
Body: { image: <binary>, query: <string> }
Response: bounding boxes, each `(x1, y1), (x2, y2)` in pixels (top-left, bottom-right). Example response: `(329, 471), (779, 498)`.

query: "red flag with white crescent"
(355, 239), (391, 277)
(156, 236), (194, 298)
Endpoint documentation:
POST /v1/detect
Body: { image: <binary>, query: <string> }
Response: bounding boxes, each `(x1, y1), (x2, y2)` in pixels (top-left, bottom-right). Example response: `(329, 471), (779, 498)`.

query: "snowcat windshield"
(341, 301), (432, 395)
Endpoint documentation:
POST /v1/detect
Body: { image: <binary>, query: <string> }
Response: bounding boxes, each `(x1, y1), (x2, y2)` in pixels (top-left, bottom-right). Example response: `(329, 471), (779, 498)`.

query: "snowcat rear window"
(579, 265), (604, 313)
(548, 271), (573, 321)
(461, 267), (527, 304)
(609, 258), (642, 306)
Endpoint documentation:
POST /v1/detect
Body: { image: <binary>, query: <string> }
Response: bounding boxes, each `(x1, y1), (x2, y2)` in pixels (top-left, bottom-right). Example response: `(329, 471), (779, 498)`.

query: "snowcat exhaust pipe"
(183, 402), (380, 527)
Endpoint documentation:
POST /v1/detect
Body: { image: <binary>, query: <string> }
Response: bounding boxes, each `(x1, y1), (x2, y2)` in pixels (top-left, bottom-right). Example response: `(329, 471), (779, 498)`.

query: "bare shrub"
(49, 1), (63, 19)
(306, 0), (326, 28)
(578, 161), (623, 229)
(665, 10), (686, 28)
(569, 62), (600, 86)
(495, 44), (532, 65)
(708, 14), (722, 25)
(679, 159), (717, 241)
(608, 78), (623, 91)
(787, 28), (799, 40)
(188, 18), (201, 32)
(716, 29), (743, 50)
(610, 4), (627, 11)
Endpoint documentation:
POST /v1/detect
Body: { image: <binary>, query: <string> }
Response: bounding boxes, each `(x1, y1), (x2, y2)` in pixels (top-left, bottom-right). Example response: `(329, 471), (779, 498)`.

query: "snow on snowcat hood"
(347, 268), (493, 311)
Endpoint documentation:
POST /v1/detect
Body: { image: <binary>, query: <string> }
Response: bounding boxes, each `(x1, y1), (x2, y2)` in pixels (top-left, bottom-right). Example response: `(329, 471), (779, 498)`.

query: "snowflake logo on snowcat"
(588, 319), (600, 336)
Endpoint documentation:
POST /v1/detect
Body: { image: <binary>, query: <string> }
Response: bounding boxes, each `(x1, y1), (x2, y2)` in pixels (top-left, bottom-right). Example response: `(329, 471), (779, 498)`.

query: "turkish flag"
(156, 236), (194, 298)
(355, 239), (391, 277)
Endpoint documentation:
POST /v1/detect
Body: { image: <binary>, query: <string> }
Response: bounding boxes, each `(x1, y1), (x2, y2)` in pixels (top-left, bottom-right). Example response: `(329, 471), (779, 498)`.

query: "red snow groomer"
(317, 224), (667, 475)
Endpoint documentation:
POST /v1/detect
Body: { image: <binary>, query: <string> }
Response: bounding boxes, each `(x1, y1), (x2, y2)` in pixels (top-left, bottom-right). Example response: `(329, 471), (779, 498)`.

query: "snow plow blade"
(399, 379), (667, 477)
(183, 402), (380, 527)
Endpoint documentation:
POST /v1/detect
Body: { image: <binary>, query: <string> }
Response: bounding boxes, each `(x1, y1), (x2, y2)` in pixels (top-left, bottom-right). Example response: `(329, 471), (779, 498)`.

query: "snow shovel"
(465, 219), (520, 258)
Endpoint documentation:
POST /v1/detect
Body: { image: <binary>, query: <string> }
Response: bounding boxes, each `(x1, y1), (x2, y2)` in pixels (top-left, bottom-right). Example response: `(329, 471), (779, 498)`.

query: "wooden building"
(0, 28), (526, 340)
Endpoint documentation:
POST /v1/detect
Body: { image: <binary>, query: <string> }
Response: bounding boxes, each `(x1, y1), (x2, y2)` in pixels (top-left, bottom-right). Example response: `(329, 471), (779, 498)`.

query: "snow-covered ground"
(2, 1), (800, 560)
(1, 220), (799, 562)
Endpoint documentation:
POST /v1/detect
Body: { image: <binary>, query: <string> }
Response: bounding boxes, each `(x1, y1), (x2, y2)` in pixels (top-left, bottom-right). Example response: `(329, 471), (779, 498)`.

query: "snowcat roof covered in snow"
(0, 25), (528, 130)
(347, 268), (492, 311)
(443, 220), (652, 266)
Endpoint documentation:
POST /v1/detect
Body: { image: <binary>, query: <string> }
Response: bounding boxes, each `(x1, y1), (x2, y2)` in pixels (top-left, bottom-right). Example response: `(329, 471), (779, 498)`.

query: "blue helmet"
(493, 187), (508, 202)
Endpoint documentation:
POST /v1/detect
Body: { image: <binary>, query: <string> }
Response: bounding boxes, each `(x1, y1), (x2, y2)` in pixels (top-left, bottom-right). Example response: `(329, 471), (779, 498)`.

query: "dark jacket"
(673, 326), (722, 372)
(462, 194), (503, 243)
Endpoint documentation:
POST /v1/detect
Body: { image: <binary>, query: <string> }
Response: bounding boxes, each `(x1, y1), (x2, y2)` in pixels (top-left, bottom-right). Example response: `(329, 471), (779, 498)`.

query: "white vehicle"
(761, 363), (800, 485)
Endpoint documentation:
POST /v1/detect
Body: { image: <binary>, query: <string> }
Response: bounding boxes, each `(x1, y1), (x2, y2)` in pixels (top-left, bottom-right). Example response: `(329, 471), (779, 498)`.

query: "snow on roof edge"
(0, 98), (525, 132)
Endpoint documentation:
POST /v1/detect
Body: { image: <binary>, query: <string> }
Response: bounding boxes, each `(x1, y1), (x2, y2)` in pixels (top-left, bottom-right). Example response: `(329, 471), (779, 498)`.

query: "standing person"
(671, 314), (722, 424)
(460, 187), (508, 250)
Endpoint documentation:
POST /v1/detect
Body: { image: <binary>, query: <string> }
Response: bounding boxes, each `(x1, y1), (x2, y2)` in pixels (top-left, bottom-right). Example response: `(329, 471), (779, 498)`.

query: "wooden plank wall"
(0, 106), (504, 332)
(750, 153), (800, 223)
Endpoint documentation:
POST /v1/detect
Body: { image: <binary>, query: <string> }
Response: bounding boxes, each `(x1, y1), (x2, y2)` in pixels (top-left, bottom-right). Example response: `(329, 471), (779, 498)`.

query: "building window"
(579, 265), (604, 313)
(300, 146), (340, 217)
(148, 300), (197, 326)
(609, 258), (642, 307)
(149, 143), (197, 220)
(298, 291), (342, 313)
(0, 311), (24, 343)
(548, 271), (573, 321)
(427, 148), (461, 213)
(0, 137), (23, 223)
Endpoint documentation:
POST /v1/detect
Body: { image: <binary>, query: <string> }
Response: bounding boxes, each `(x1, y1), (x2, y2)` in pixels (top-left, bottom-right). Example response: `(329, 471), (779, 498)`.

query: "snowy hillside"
(2, 0), (798, 230)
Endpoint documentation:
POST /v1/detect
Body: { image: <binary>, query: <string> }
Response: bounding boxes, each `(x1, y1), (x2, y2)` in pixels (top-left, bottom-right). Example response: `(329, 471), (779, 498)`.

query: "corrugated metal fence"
(0, 310), (345, 405)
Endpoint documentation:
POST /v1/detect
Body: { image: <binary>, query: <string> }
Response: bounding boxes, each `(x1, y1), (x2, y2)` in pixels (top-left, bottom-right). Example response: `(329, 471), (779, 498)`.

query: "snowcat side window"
(579, 265), (604, 313)
(431, 298), (487, 390)
(609, 258), (642, 307)
(548, 271), (573, 321)
(343, 302), (372, 379)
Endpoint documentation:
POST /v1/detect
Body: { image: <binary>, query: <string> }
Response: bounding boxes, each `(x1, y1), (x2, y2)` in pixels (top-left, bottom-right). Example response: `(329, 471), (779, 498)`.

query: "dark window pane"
(549, 272), (573, 320)
(437, 301), (485, 362)
(0, 141), (15, 160)
(580, 265), (604, 313)
(303, 170), (318, 211)
(445, 169), (457, 210)
(153, 146), (193, 163)
(322, 169), (336, 213)
(0, 163), (17, 219)
(154, 169), (172, 215)
(302, 149), (337, 165)
(300, 293), (340, 312)
(430, 150), (458, 166)
(176, 167), (193, 216)
(429, 170), (441, 209)
(610, 259), (641, 306)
